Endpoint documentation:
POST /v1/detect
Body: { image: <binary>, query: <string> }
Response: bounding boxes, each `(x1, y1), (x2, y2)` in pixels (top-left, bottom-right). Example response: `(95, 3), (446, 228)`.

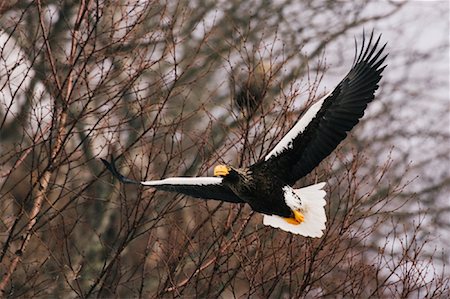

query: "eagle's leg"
(283, 210), (304, 225)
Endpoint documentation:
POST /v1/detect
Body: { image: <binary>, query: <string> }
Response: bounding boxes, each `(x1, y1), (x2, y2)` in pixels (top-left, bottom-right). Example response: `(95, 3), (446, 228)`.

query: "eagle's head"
(214, 165), (252, 185)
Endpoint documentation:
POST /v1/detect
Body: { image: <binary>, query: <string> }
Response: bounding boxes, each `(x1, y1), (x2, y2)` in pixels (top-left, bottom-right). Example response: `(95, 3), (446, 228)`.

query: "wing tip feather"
(101, 156), (140, 185)
(356, 30), (388, 70)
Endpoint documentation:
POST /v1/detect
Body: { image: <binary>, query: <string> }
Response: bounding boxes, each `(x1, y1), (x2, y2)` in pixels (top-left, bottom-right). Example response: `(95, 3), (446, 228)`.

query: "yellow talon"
(284, 217), (300, 225)
(293, 210), (305, 223)
(283, 210), (305, 225)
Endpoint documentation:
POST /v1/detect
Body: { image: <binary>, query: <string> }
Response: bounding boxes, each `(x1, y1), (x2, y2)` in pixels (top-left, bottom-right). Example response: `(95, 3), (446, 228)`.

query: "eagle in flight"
(102, 31), (387, 238)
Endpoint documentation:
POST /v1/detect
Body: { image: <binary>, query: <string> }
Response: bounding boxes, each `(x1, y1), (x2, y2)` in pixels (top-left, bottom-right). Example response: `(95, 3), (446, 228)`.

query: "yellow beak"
(214, 165), (230, 177)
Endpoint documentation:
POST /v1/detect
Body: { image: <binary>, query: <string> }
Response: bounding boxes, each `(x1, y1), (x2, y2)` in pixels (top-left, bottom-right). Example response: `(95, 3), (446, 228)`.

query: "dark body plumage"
(220, 167), (293, 217)
(102, 31), (387, 236)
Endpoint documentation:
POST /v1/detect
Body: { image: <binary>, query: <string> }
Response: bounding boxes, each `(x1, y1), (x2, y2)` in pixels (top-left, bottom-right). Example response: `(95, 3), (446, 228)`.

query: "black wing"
(101, 157), (244, 203)
(255, 31), (387, 185)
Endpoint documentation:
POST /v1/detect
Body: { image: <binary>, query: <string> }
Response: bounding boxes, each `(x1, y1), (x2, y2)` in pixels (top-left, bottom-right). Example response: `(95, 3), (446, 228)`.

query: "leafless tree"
(0, 0), (448, 298)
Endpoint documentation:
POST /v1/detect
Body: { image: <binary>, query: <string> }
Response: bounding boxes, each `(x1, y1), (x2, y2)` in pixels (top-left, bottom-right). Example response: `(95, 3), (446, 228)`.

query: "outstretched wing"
(257, 31), (387, 185)
(101, 157), (243, 203)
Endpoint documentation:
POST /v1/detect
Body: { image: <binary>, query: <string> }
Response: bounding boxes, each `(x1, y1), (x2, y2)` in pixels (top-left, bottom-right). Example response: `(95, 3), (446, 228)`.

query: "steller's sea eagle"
(102, 31), (387, 238)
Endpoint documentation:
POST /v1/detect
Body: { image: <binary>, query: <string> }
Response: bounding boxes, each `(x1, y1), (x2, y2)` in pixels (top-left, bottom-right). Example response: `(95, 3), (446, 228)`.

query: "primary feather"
(259, 31), (387, 185)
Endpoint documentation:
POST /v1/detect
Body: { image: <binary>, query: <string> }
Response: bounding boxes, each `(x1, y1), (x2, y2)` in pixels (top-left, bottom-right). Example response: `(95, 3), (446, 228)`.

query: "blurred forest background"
(0, 0), (449, 298)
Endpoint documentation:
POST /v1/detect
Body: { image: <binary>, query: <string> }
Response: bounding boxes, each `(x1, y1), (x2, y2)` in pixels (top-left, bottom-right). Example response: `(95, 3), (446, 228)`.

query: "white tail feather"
(262, 182), (327, 237)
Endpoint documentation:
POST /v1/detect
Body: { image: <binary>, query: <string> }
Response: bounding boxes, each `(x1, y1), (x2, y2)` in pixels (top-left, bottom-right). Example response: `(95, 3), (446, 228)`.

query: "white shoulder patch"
(265, 91), (331, 161)
(141, 177), (223, 186)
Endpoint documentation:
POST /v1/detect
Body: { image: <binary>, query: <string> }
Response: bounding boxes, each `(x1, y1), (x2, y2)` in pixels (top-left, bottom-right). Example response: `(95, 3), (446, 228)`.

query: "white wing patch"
(263, 182), (327, 238)
(141, 177), (223, 186)
(265, 92), (331, 161)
